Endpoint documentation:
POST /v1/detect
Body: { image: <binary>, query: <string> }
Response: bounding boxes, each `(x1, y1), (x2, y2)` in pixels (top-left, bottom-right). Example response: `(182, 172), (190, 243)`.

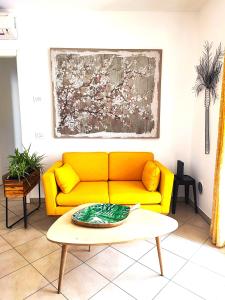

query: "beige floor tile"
(32, 217), (58, 234)
(52, 263), (109, 300)
(69, 244), (108, 262)
(0, 236), (12, 254)
(174, 223), (209, 243)
(6, 199), (24, 209)
(0, 215), (24, 236)
(111, 239), (154, 260)
(86, 247), (134, 280)
(0, 204), (5, 214)
(191, 239), (225, 276)
(173, 261), (225, 300)
(146, 234), (170, 245)
(168, 215), (187, 227)
(0, 264), (48, 299)
(114, 262), (168, 300)
(169, 202), (194, 224)
(27, 208), (49, 224)
(15, 235), (60, 262)
(26, 284), (66, 299)
(161, 234), (204, 259)
(91, 283), (135, 300)
(0, 207), (16, 222)
(32, 249), (82, 282)
(139, 247), (187, 278)
(0, 249), (28, 278)
(0, 191), (5, 199)
(3, 226), (43, 247)
(6, 200), (37, 216)
(186, 214), (210, 230)
(0, 186), (4, 194)
(0, 199), (5, 206)
(155, 281), (203, 300)
(0, 190), (223, 299)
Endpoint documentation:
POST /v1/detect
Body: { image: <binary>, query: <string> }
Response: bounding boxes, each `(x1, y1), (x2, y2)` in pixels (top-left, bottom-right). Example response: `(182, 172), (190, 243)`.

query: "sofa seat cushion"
(56, 182), (109, 206)
(109, 181), (161, 205)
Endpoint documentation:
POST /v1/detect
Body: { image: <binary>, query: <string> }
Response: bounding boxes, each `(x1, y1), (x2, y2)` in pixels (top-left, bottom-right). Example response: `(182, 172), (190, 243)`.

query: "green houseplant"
(194, 41), (223, 154)
(7, 146), (44, 181)
(2, 146), (44, 199)
(2, 146), (44, 229)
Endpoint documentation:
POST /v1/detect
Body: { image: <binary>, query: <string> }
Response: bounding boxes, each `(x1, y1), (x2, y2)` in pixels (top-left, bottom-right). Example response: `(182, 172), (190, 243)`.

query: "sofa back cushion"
(63, 152), (108, 181)
(109, 152), (154, 180)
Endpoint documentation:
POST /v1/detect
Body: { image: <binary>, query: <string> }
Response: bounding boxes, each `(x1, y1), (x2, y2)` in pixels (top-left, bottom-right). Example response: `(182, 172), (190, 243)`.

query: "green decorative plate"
(72, 204), (139, 228)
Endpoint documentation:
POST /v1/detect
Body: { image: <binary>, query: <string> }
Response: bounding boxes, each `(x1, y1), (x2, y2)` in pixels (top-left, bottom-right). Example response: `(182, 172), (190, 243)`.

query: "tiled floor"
(0, 187), (225, 300)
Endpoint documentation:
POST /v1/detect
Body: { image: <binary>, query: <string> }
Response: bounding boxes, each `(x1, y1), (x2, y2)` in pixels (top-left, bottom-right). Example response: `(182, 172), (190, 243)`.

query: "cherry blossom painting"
(50, 48), (162, 138)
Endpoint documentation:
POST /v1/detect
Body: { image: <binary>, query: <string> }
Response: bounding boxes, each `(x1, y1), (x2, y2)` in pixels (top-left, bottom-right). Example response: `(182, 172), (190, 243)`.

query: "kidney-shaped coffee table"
(47, 204), (178, 294)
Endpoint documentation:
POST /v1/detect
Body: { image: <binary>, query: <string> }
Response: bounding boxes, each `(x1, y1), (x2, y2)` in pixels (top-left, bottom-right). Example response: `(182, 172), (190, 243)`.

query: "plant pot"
(2, 169), (40, 198)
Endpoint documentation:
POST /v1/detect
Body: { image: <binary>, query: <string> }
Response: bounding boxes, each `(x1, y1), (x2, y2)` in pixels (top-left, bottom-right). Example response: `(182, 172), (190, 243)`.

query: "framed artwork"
(50, 48), (162, 138)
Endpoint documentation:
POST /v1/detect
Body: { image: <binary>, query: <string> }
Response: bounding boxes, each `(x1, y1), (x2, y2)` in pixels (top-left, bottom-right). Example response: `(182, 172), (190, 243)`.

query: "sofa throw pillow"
(55, 163), (80, 193)
(142, 161), (160, 192)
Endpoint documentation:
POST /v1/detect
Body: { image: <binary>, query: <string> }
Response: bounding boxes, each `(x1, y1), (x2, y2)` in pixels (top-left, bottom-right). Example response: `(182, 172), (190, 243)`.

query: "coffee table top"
(47, 204), (178, 246)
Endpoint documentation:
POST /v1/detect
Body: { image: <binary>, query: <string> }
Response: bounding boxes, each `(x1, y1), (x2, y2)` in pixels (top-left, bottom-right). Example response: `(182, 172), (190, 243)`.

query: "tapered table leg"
(155, 237), (163, 276)
(58, 244), (68, 294)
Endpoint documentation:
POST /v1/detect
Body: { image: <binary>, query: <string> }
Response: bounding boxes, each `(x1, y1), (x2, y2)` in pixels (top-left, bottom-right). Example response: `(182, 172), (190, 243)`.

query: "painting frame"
(50, 48), (162, 138)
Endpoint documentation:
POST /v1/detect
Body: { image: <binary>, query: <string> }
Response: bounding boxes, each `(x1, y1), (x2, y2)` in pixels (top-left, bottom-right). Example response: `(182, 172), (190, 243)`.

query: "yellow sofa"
(42, 152), (174, 216)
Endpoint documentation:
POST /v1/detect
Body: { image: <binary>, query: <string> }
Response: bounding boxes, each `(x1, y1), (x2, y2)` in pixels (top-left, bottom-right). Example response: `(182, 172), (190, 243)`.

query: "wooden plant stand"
(2, 170), (41, 229)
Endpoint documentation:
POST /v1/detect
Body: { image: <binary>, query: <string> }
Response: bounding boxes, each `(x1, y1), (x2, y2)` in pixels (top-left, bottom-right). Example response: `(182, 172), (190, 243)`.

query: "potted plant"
(2, 146), (44, 198)
(193, 41), (223, 154)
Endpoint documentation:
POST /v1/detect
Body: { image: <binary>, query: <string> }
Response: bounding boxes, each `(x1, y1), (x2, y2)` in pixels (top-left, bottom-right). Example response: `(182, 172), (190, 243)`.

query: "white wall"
(0, 57), (20, 182)
(16, 6), (198, 165)
(190, 0), (225, 217)
(0, 2), (199, 200)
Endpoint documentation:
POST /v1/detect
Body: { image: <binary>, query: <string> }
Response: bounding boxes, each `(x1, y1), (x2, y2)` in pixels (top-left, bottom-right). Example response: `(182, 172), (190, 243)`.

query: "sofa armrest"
(155, 161), (174, 214)
(42, 161), (62, 215)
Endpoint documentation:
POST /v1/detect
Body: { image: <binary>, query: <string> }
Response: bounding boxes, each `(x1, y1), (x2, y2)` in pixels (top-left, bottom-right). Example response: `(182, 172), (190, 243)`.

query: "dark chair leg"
(23, 196), (27, 228)
(185, 184), (189, 204)
(172, 182), (178, 214)
(193, 181), (198, 213)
